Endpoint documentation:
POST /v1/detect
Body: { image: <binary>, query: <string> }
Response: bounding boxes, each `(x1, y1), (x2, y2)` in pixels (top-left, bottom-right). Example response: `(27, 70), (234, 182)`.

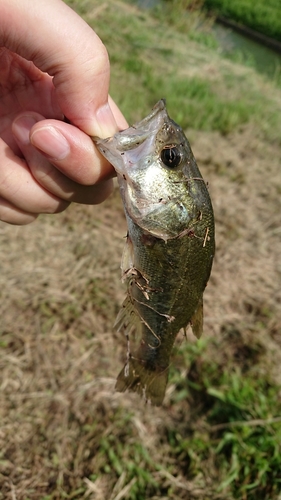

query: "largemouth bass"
(95, 100), (215, 405)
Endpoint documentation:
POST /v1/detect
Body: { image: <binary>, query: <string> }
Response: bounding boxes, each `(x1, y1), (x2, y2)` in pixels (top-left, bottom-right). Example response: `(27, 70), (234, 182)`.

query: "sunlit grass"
(203, 0), (281, 42)
(3, 2), (280, 499)
(70, 0), (281, 143)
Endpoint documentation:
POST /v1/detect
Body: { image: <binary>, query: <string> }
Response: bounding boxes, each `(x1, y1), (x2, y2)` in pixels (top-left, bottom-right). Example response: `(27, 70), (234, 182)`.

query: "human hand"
(0, 0), (128, 225)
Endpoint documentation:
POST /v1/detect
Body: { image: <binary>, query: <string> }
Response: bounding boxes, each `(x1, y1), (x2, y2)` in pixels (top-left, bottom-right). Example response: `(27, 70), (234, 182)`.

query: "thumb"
(1, 0), (120, 137)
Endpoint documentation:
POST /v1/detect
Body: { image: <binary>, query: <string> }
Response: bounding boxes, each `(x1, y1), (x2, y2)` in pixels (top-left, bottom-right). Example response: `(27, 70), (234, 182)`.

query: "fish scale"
(94, 100), (215, 405)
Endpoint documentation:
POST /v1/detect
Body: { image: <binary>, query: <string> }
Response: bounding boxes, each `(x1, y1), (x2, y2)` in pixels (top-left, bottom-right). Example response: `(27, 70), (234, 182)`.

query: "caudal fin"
(115, 357), (168, 406)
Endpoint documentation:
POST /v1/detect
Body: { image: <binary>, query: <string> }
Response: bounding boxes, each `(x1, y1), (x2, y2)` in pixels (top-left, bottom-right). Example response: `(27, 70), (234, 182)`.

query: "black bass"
(95, 100), (215, 405)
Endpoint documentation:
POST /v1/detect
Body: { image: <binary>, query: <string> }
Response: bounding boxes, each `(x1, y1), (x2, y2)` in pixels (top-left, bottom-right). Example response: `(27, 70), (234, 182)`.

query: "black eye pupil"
(161, 146), (181, 168)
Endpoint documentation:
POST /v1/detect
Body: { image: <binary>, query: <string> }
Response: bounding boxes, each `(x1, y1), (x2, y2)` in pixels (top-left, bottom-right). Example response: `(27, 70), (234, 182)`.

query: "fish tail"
(115, 357), (168, 406)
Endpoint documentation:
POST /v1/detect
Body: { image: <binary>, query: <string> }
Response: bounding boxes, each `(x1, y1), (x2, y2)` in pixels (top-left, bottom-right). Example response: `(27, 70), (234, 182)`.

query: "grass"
(1, 0), (281, 499)
(167, 338), (281, 499)
(89, 0), (281, 137)
(202, 0), (281, 42)
(161, 0), (281, 85)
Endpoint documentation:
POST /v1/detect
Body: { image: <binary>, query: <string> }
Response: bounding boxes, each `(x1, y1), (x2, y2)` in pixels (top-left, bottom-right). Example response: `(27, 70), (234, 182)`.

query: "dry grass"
(1, 1), (281, 499)
(1, 126), (280, 498)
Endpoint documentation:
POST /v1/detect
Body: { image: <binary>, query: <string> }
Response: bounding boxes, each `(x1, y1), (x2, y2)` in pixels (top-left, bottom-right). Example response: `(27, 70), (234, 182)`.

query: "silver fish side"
(94, 100), (215, 405)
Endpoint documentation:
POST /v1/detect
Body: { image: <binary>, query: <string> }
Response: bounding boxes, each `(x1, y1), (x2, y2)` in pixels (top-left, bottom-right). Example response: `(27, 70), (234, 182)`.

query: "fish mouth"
(95, 99), (168, 151)
(116, 99), (167, 148)
(94, 100), (170, 176)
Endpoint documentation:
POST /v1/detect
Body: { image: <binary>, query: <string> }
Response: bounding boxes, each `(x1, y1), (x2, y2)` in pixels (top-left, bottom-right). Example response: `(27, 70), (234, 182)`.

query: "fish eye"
(160, 146), (181, 168)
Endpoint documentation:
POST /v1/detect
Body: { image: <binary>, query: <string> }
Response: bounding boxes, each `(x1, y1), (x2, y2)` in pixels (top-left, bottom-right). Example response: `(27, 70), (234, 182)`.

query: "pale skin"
(0, 0), (128, 225)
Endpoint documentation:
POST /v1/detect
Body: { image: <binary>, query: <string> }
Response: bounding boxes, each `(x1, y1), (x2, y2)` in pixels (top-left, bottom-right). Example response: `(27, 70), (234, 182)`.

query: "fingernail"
(95, 103), (118, 139)
(31, 126), (70, 160)
(13, 115), (37, 144)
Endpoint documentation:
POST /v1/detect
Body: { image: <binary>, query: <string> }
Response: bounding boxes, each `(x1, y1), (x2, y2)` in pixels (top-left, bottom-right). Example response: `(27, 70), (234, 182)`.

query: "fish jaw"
(94, 100), (168, 178)
(95, 100), (206, 241)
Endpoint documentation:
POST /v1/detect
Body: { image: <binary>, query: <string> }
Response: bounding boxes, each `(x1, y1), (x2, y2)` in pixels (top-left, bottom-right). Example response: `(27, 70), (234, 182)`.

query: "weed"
(168, 340), (281, 498)
(98, 436), (160, 499)
(203, 0), (281, 42)
(154, 0), (217, 46)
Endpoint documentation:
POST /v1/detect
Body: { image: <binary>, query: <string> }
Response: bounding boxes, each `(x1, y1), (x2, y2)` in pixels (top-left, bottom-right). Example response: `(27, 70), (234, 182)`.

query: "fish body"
(95, 100), (215, 405)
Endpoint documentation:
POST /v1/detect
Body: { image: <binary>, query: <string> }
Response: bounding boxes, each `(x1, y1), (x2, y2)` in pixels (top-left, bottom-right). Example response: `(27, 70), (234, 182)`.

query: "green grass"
(67, 0), (281, 138)
(98, 434), (161, 499)
(85, 0), (281, 139)
(154, 0), (217, 45)
(168, 340), (281, 499)
(68, 338), (281, 499)
(202, 0), (281, 42)
(2, 2), (281, 499)
(62, 3), (281, 498)
(113, 61), (253, 134)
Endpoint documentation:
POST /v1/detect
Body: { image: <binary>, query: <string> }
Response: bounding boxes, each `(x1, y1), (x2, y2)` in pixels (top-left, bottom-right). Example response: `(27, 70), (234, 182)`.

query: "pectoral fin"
(130, 199), (193, 241)
(191, 295), (204, 339)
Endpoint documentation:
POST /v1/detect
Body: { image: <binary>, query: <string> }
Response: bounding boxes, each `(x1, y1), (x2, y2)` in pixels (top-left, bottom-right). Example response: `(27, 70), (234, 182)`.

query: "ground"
(1, 1), (281, 499)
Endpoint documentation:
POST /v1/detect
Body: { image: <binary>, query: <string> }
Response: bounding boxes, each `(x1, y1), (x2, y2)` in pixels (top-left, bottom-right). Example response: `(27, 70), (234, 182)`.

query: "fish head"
(95, 100), (212, 240)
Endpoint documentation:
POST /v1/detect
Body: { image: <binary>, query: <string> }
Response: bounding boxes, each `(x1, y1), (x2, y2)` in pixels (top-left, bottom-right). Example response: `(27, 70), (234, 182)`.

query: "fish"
(94, 100), (215, 405)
